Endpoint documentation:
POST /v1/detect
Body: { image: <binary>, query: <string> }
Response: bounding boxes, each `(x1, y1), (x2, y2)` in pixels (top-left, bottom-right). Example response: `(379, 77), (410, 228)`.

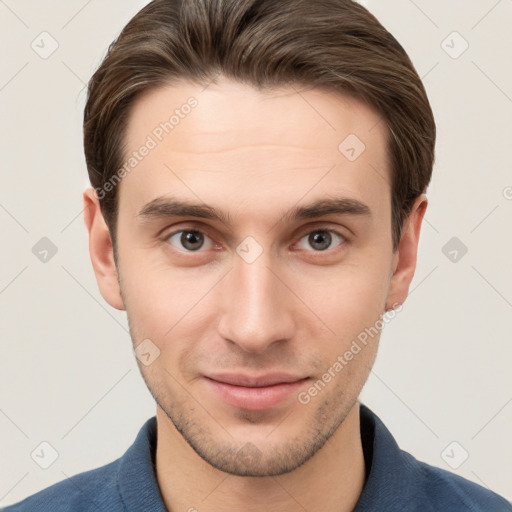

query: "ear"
(83, 187), (125, 311)
(385, 194), (428, 310)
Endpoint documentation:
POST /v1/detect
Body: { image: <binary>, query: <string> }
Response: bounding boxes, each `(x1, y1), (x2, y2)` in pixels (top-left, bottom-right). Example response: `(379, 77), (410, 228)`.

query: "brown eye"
(297, 230), (345, 252)
(168, 230), (212, 252)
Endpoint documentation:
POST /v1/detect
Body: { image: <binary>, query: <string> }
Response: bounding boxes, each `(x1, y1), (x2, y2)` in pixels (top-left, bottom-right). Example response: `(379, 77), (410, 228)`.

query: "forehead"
(118, 77), (390, 227)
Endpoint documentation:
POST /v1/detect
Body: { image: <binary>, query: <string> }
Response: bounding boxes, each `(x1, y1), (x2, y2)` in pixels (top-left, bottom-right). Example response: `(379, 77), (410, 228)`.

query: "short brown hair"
(84, 0), (435, 253)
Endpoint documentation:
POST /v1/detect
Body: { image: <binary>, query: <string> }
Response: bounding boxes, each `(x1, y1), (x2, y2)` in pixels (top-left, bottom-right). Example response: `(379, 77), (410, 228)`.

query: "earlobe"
(385, 194), (428, 310)
(83, 187), (126, 311)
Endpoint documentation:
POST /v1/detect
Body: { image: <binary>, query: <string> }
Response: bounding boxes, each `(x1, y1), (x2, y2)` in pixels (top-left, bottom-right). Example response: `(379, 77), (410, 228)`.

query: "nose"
(217, 247), (296, 353)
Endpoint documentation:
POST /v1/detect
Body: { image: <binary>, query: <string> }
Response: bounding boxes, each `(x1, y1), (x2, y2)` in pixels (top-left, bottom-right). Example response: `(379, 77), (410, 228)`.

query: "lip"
(203, 373), (310, 411)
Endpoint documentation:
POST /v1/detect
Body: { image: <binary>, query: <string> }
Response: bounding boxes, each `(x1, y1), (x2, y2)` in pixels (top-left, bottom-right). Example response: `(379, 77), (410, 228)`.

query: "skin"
(83, 77), (427, 512)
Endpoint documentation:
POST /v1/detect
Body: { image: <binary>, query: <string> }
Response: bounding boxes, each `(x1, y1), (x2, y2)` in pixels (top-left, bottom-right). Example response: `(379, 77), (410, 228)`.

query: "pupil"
(182, 231), (203, 250)
(309, 231), (331, 251)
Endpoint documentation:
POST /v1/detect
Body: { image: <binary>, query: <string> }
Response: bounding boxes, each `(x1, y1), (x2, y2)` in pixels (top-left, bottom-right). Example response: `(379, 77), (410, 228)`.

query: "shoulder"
(2, 416), (160, 512)
(405, 450), (512, 511)
(1, 459), (124, 512)
(358, 404), (511, 511)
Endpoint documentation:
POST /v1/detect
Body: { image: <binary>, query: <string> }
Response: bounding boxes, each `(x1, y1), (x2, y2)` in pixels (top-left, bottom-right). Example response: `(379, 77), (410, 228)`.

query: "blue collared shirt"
(3, 404), (510, 511)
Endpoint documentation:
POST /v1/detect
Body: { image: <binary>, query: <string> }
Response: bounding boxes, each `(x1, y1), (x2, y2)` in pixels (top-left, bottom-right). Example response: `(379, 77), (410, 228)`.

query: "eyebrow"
(137, 195), (372, 226)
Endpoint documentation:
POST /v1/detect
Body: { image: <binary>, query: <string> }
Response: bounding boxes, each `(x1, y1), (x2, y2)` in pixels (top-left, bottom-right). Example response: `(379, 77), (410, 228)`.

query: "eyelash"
(163, 225), (348, 255)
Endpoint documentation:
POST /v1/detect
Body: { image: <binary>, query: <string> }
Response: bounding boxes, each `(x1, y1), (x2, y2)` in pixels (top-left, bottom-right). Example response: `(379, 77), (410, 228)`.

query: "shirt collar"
(354, 403), (426, 511)
(116, 404), (417, 511)
(117, 416), (168, 511)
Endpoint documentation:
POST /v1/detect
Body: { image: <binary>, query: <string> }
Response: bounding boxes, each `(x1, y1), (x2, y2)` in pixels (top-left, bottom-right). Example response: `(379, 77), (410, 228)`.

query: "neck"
(155, 402), (366, 512)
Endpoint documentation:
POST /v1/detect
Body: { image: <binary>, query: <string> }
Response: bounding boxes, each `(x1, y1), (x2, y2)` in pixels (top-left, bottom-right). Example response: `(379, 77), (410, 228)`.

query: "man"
(4, 0), (510, 510)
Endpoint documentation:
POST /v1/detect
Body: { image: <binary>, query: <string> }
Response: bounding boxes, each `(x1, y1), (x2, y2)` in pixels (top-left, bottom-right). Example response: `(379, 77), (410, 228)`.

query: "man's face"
(108, 77), (403, 476)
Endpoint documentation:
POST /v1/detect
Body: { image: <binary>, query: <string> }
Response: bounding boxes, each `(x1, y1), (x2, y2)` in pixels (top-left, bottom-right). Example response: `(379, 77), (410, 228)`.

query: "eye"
(167, 230), (214, 252)
(296, 229), (345, 252)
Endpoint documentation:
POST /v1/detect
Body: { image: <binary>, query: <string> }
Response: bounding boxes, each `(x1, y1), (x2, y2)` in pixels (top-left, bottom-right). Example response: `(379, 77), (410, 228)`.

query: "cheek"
(119, 255), (223, 364)
(120, 244), (201, 315)
(291, 260), (390, 381)
(297, 262), (390, 335)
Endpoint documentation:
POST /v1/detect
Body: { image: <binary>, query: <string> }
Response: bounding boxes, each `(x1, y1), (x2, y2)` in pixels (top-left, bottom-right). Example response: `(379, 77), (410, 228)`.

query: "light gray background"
(1, 0), (511, 507)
